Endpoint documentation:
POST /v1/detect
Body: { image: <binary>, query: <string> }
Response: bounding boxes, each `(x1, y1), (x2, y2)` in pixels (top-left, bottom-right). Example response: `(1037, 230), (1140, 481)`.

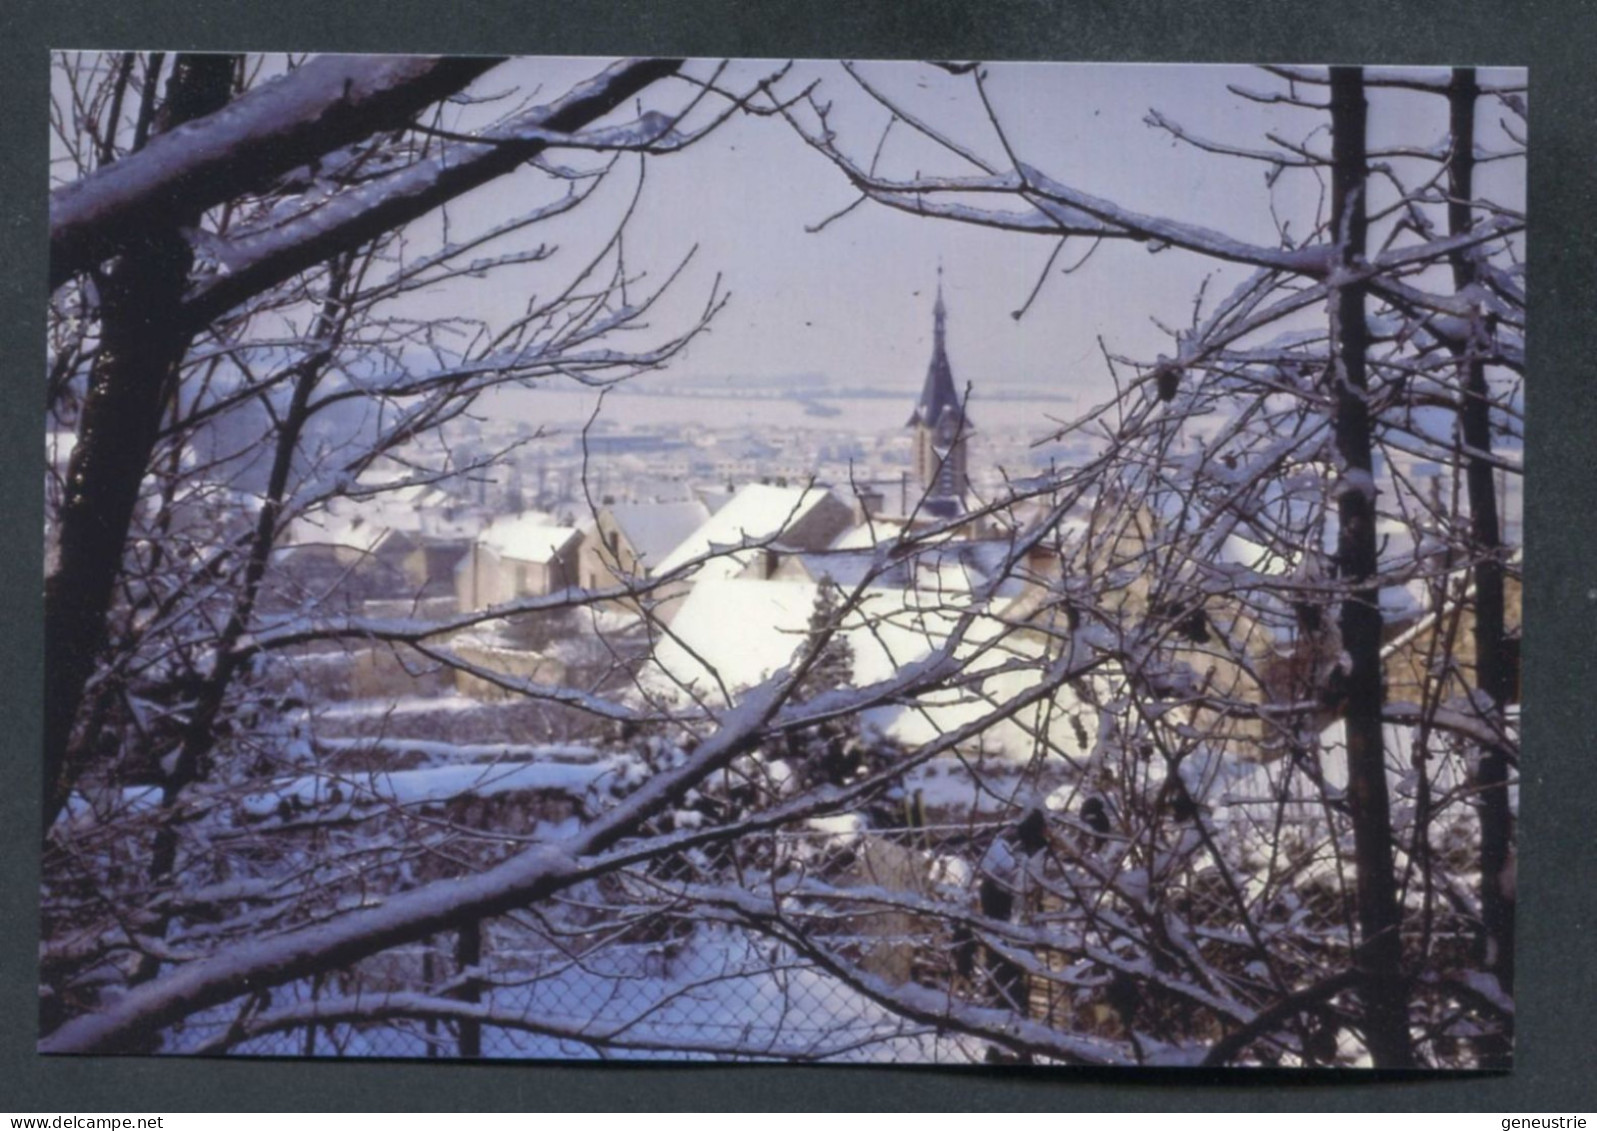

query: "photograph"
(41, 53), (1524, 1069)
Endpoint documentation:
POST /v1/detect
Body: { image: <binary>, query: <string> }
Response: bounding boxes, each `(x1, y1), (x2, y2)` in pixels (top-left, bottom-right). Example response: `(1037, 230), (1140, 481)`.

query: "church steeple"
(908, 266), (964, 431)
(907, 267), (971, 517)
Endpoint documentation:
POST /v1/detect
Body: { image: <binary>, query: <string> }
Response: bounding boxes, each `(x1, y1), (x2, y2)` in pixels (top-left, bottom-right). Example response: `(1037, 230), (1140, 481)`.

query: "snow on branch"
(180, 58), (685, 329)
(41, 669), (791, 1054)
(50, 55), (501, 289)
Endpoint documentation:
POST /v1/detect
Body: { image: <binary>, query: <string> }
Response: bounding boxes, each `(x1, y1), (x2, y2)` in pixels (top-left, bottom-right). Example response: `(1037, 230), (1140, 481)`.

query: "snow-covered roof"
(651, 577), (821, 693)
(788, 549), (895, 589)
(790, 539), (1028, 600)
(830, 518), (910, 551)
(284, 477), (483, 553)
(284, 508), (404, 555)
(479, 512), (581, 564)
(1379, 582), (1427, 623)
(645, 575), (1091, 764)
(606, 500), (711, 565)
(1217, 532), (1293, 577)
(653, 483), (841, 582)
(693, 485), (738, 514)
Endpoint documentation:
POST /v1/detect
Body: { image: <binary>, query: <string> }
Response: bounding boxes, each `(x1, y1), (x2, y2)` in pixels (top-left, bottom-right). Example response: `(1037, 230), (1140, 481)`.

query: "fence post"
(456, 918), (483, 1058)
(422, 943), (439, 1058)
(303, 971), (322, 1057)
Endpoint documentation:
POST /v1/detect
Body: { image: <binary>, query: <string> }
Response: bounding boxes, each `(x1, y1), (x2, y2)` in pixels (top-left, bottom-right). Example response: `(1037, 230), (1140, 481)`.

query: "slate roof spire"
(907, 265), (964, 429)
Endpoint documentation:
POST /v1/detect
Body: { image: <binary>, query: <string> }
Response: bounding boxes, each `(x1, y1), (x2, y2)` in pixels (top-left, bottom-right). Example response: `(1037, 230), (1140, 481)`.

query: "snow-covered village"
(42, 55), (1524, 1069)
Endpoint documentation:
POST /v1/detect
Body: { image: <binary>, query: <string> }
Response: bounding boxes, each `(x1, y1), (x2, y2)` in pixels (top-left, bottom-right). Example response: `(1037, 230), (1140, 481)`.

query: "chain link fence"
(145, 767), (1384, 1066)
(162, 822), (1046, 1063)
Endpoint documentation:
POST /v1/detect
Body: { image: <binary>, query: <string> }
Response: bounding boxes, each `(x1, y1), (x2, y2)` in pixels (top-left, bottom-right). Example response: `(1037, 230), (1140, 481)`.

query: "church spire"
(908, 265), (963, 430)
(907, 267), (971, 518)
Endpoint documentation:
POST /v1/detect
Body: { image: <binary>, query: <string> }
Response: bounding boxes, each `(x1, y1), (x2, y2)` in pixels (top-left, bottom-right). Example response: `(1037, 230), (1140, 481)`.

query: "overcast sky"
(420, 58), (1524, 408)
(47, 55), (1527, 409)
(247, 58), (1519, 411)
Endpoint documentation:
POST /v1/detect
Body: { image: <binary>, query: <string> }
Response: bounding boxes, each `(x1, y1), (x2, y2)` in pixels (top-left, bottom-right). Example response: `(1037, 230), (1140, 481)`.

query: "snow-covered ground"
(173, 927), (989, 1063)
(237, 757), (624, 821)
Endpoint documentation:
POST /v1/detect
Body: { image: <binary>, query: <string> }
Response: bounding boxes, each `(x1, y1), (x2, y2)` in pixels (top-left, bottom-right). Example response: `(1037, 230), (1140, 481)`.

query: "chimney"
(855, 485), (884, 524)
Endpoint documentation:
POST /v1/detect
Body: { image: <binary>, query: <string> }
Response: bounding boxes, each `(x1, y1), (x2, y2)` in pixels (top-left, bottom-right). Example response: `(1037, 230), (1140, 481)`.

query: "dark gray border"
(5, 0), (1593, 1112)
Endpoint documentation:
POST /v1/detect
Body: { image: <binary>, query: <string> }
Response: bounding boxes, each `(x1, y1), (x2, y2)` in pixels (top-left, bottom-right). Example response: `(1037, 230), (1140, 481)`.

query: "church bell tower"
(907, 269), (971, 518)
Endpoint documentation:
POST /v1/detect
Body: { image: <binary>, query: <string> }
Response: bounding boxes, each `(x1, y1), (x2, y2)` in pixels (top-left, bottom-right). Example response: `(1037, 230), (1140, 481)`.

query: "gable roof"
(653, 483), (843, 583)
(786, 539), (1029, 600)
(644, 575), (1092, 764)
(606, 500), (711, 565)
(479, 513), (580, 564)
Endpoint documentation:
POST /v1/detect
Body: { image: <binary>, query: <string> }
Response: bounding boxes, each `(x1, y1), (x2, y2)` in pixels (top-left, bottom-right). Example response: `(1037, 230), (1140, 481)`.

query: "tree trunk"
(147, 256), (349, 878)
(43, 57), (682, 831)
(1447, 65), (1515, 1064)
(43, 55), (239, 832)
(1328, 65), (1412, 1069)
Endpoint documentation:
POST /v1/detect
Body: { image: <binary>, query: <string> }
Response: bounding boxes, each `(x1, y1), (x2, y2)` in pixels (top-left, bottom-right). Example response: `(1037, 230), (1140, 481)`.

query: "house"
(1382, 556), (1523, 708)
(577, 499), (711, 591)
(455, 512), (582, 611)
(278, 510), (424, 602)
(647, 483), (855, 621)
(277, 472), (486, 604)
(643, 567), (1096, 778)
(279, 517), (472, 603)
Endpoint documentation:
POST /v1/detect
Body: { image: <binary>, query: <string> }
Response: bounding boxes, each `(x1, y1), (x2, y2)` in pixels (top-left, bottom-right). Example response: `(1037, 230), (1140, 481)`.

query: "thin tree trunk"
(44, 58), (681, 833)
(145, 254), (350, 886)
(116, 260), (354, 1002)
(1328, 65), (1412, 1069)
(1447, 65), (1515, 1064)
(43, 55), (238, 833)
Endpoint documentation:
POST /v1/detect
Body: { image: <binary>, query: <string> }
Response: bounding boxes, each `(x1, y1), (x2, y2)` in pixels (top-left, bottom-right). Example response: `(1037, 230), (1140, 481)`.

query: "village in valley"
(42, 55), (1524, 1068)
(233, 269), (1517, 829)
(44, 267), (1522, 1064)
(229, 278), (1104, 822)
